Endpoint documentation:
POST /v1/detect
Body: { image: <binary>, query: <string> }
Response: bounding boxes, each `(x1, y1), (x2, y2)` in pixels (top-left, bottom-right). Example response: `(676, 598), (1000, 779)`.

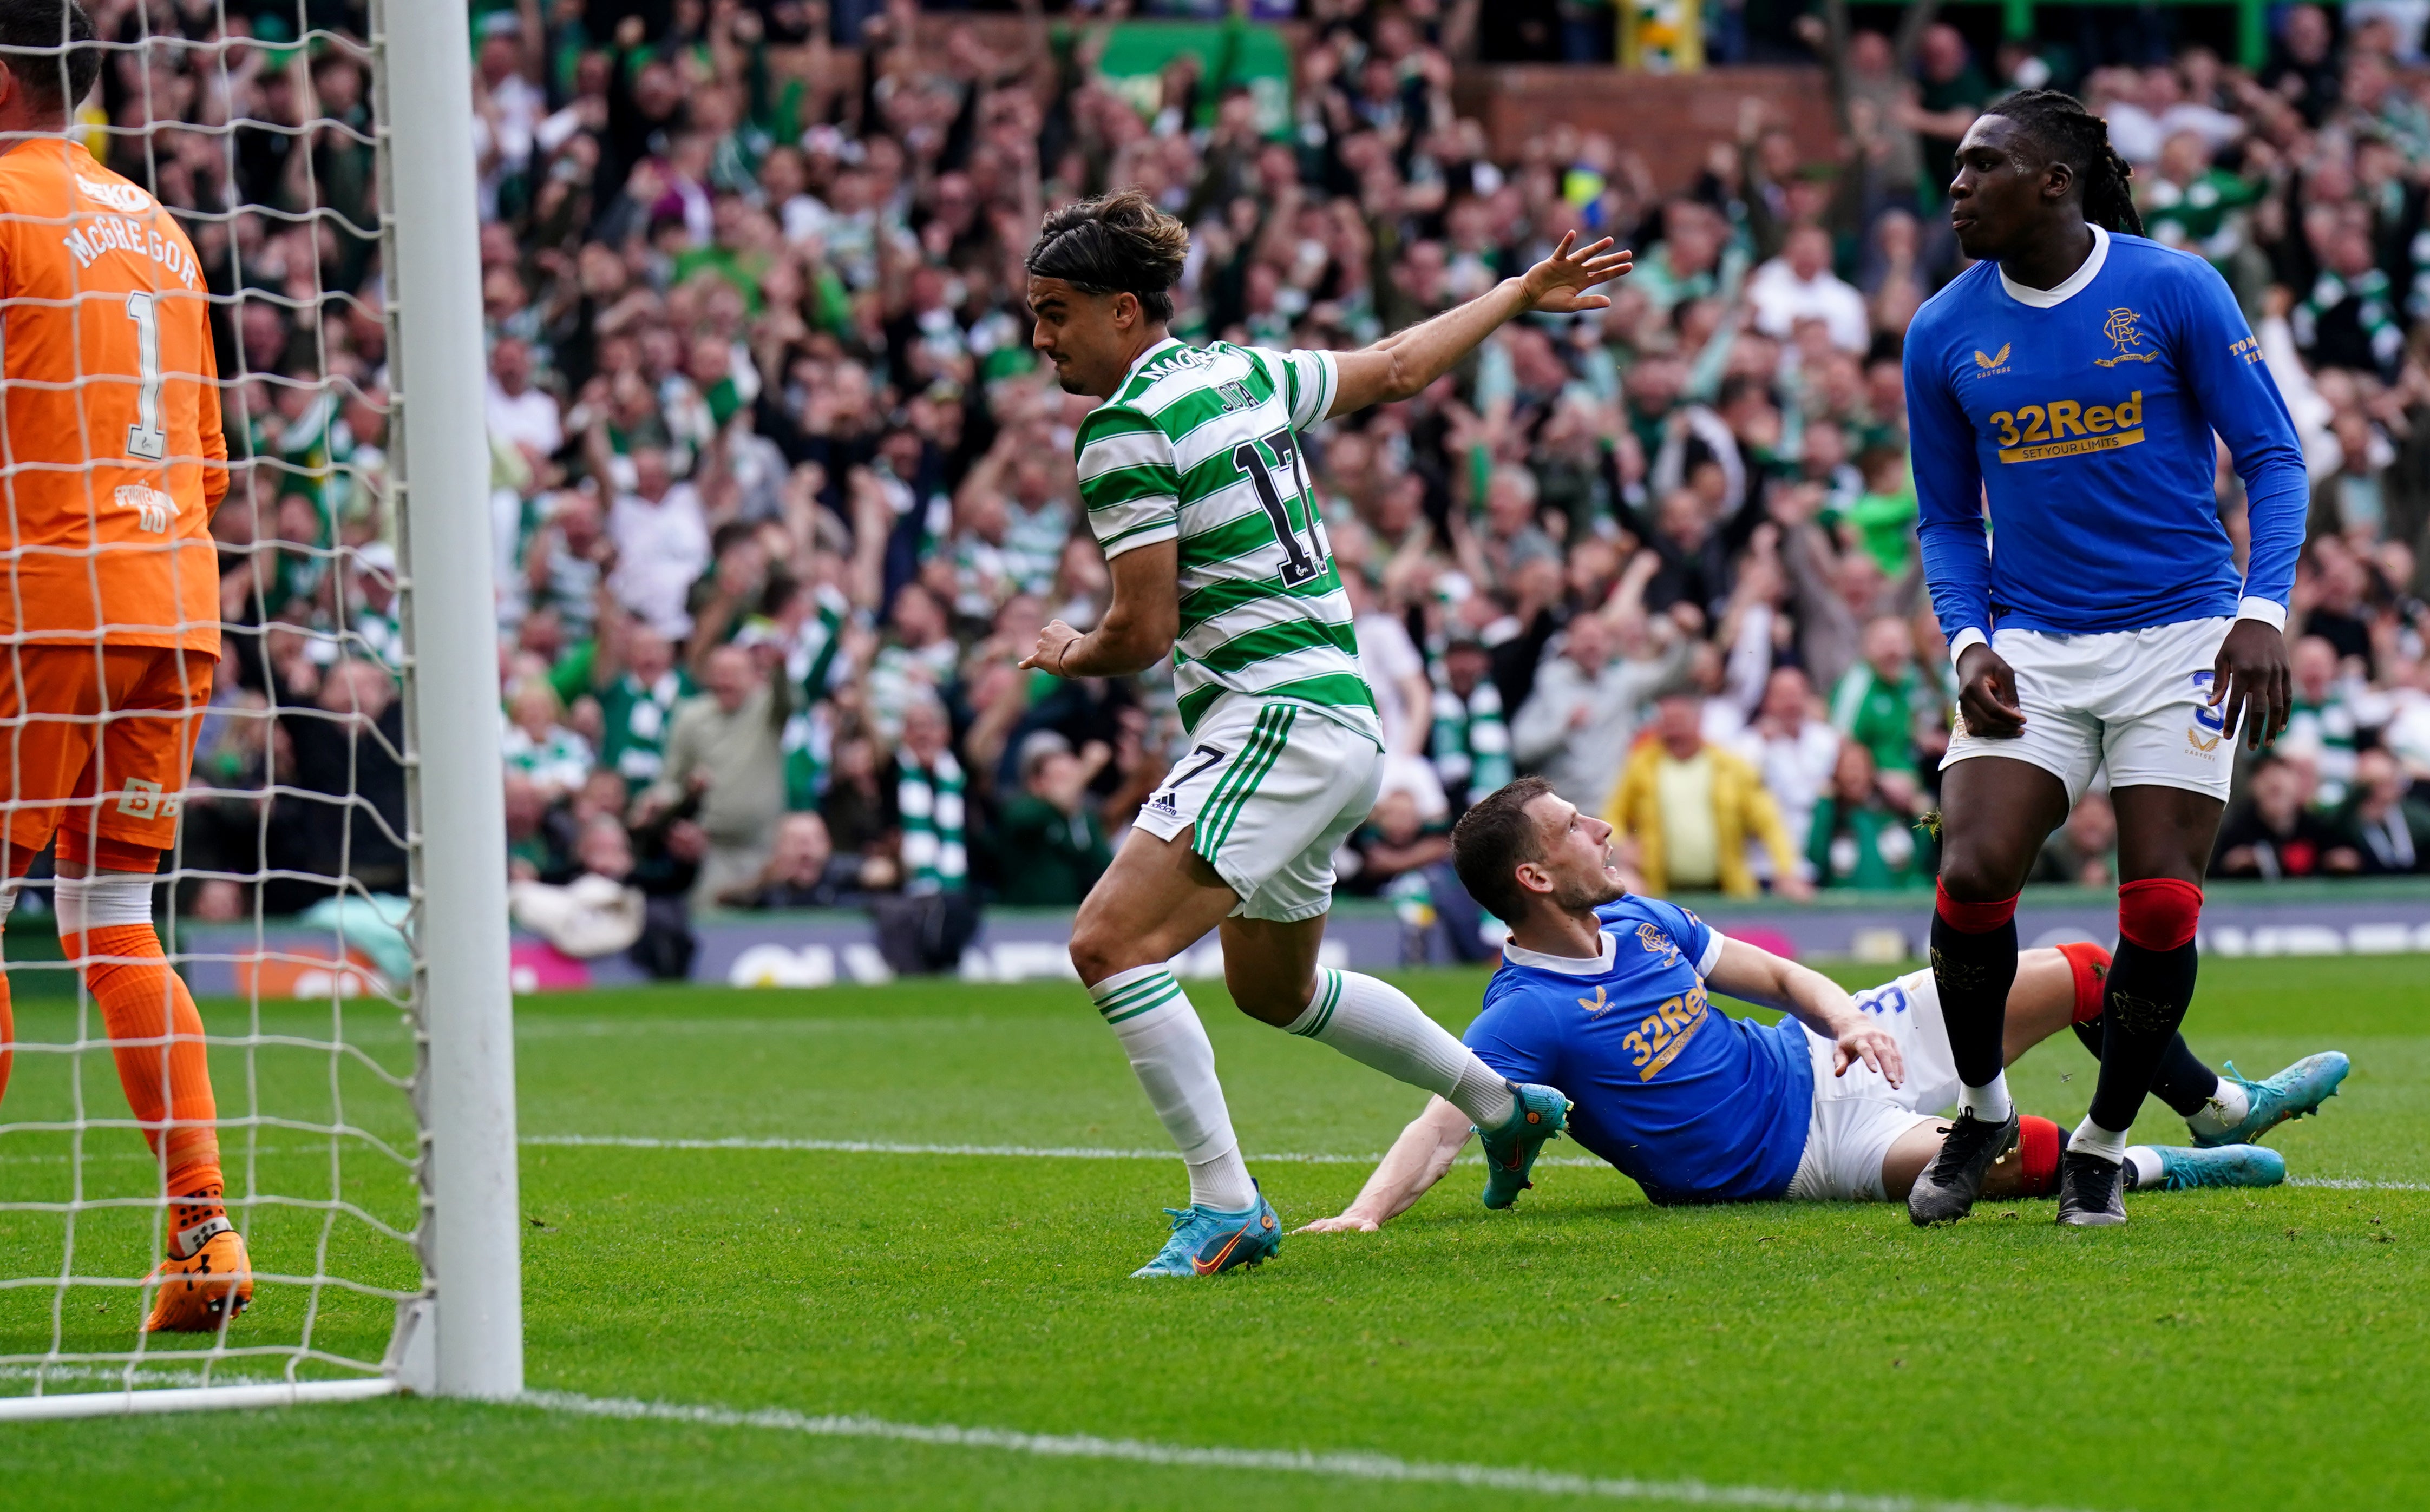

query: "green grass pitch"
(3, 954), (2426, 1510)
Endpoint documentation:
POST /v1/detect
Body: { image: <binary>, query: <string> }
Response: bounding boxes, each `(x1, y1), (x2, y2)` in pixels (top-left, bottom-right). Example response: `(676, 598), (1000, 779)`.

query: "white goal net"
(0, 0), (517, 1416)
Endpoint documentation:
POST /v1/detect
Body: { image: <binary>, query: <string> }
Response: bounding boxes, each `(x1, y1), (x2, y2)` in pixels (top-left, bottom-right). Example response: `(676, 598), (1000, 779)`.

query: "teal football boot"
(1477, 1083), (1572, 1210)
(2150, 1143), (2287, 1191)
(1130, 1184), (1281, 1278)
(2193, 1052), (2351, 1148)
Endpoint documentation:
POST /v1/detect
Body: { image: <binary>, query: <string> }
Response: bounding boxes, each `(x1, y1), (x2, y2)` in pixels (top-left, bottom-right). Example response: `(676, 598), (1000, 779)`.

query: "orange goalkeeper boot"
(144, 1227), (253, 1333)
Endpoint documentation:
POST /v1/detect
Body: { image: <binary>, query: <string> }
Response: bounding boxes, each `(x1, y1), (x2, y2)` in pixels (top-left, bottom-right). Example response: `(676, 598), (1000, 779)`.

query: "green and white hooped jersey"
(1075, 338), (1381, 746)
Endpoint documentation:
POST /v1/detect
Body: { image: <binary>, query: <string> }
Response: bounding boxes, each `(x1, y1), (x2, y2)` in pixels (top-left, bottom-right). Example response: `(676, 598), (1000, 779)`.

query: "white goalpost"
(0, 0), (518, 1418)
(380, 0), (523, 1408)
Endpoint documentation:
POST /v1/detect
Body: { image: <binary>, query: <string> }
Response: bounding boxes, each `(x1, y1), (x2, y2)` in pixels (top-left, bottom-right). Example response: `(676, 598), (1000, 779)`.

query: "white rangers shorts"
(1133, 700), (1383, 924)
(1783, 968), (1965, 1202)
(1940, 617), (2237, 804)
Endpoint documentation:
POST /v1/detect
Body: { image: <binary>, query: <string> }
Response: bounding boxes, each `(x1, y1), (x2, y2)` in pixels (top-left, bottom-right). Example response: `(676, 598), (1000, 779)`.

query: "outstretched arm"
(1327, 233), (1631, 418)
(1706, 936), (1904, 1086)
(1295, 1096), (1475, 1233)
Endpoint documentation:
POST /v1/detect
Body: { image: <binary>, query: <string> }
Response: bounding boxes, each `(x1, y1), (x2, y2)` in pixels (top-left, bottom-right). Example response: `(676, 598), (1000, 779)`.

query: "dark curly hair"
(1025, 189), (1190, 325)
(1984, 88), (2144, 238)
(0, 0), (97, 115)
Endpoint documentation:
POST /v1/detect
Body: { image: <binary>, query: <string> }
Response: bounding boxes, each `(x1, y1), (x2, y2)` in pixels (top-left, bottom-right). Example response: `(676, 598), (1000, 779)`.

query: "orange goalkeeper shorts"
(0, 645), (216, 866)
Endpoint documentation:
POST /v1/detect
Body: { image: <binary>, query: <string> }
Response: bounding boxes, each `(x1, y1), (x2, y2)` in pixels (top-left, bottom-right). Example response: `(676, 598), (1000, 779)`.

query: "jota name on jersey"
(1984, 390), (2143, 462)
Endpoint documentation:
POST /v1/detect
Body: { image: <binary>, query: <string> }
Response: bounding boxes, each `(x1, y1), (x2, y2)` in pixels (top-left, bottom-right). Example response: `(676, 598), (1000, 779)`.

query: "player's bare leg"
(1213, 913), (1325, 1027)
(1222, 909), (1564, 1207)
(1998, 945), (2085, 1061)
(1911, 754), (2069, 1224)
(1070, 823), (1545, 1274)
(1220, 908), (1504, 1117)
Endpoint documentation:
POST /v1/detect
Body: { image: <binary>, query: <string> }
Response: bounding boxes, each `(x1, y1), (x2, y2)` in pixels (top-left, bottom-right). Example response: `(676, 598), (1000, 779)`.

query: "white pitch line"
(524, 1133), (1378, 1165)
(523, 1135), (2430, 1190)
(9, 1132), (2421, 1191)
(521, 1390), (2094, 1512)
(519, 1133), (1610, 1169)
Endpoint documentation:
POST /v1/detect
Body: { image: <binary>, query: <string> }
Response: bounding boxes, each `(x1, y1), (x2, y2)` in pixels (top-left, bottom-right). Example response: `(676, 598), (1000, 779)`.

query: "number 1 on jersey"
(123, 290), (166, 461)
(1232, 428), (1328, 587)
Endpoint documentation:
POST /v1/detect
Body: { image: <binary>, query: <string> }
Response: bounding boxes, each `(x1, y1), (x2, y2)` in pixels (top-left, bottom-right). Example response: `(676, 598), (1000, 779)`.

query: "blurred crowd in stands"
(97, 0), (2430, 975)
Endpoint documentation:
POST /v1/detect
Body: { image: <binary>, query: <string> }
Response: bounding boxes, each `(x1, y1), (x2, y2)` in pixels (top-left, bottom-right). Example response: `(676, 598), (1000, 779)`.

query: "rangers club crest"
(2095, 307), (2160, 367)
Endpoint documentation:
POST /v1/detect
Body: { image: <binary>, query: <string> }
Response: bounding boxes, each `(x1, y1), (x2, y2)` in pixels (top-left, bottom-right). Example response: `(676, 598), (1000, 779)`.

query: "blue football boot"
(2192, 1053), (2351, 1148)
(2149, 1143), (2287, 1192)
(1130, 1184), (1282, 1278)
(1477, 1083), (1572, 1210)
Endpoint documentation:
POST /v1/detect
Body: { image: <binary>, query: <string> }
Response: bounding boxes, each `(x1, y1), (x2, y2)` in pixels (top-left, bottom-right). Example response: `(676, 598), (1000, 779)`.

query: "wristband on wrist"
(2234, 595), (2288, 631)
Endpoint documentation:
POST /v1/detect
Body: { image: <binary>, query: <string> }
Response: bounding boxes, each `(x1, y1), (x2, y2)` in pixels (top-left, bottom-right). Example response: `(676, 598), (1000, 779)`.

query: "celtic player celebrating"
(1018, 190), (1629, 1277)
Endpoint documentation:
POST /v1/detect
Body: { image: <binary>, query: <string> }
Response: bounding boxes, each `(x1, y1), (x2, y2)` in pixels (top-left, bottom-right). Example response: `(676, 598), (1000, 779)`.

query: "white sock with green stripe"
(1089, 965), (1255, 1212)
(1285, 968), (1517, 1129)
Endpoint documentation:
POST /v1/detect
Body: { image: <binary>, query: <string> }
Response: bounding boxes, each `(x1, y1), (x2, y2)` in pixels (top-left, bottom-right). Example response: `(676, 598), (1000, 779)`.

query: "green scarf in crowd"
(778, 586), (853, 810)
(1430, 678), (1513, 799)
(896, 749), (967, 895)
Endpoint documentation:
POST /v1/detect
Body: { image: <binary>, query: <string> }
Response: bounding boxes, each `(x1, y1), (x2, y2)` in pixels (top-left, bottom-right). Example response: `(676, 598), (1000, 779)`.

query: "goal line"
(0, 1374), (395, 1423)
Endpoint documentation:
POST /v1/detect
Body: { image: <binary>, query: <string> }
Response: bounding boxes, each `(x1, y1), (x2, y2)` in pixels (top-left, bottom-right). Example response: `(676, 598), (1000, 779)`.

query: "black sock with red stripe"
(2069, 1019), (2218, 1116)
(2061, 938), (2219, 1117)
(2087, 879), (2207, 1135)
(1930, 881), (2018, 1094)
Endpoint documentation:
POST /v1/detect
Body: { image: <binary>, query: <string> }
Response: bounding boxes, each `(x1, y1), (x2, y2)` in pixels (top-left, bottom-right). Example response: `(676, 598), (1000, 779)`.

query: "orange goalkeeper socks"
(73, 922), (226, 1257)
(160, 1164), (231, 1259)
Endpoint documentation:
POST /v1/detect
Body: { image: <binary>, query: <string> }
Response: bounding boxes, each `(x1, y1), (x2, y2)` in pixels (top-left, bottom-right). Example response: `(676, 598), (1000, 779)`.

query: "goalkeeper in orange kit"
(0, 3), (242, 1332)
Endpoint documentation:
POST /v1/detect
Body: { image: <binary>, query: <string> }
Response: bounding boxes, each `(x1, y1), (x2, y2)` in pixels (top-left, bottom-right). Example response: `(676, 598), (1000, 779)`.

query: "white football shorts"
(1940, 616), (2237, 804)
(1133, 699), (1383, 924)
(1783, 968), (1965, 1202)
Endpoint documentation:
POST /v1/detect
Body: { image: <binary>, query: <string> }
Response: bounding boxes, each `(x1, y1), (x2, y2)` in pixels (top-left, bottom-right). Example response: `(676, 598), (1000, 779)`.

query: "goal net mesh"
(0, 0), (429, 1400)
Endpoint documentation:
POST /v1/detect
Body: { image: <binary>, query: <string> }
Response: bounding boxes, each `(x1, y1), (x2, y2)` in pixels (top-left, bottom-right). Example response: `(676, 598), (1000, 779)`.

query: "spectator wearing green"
(2280, 634), (2362, 809)
(501, 678), (595, 800)
(1428, 635), (1513, 813)
(591, 614), (693, 786)
(1806, 741), (1934, 890)
(2139, 130), (2263, 274)
(764, 579), (854, 812)
(992, 733), (1114, 908)
(1911, 23), (1991, 200)
(1848, 445), (1918, 577)
(1829, 615), (1931, 779)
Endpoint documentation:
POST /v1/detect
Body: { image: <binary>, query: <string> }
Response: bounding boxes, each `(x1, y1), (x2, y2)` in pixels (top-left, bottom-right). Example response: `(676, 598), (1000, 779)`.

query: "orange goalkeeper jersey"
(0, 140), (226, 654)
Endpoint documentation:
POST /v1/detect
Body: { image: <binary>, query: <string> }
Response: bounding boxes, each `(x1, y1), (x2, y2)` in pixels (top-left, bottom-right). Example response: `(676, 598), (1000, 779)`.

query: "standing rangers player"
(1902, 91), (2318, 1227)
(1017, 190), (1628, 1276)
